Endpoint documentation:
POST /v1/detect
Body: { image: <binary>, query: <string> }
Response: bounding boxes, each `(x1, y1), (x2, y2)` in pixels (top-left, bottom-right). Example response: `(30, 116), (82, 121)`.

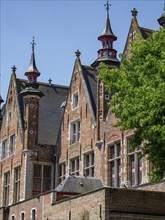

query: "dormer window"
(72, 91), (79, 109)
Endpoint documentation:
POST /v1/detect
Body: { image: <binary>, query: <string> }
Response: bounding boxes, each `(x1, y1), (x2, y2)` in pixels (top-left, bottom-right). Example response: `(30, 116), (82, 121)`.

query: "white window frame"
(72, 90), (79, 109)
(32, 164), (52, 196)
(31, 208), (36, 220)
(14, 166), (21, 203)
(11, 214), (16, 220)
(69, 120), (80, 144)
(9, 134), (16, 155)
(20, 212), (25, 220)
(1, 139), (8, 160)
(6, 110), (12, 125)
(3, 171), (10, 206)
(69, 157), (79, 176)
(108, 141), (121, 187)
(58, 162), (66, 183)
(84, 151), (94, 177)
(128, 144), (142, 187)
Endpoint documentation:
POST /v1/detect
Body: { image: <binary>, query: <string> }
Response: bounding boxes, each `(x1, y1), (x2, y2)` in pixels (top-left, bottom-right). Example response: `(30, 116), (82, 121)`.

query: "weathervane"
(31, 36), (36, 52)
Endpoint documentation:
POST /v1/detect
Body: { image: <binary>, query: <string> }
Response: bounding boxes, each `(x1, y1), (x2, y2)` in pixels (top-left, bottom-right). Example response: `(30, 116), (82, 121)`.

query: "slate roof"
(16, 79), (69, 145)
(81, 65), (97, 119)
(139, 27), (153, 39)
(55, 175), (103, 194)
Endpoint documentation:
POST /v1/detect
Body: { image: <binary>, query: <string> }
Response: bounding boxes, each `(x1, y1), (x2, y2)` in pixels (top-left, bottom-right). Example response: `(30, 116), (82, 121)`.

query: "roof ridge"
(17, 78), (69, 89)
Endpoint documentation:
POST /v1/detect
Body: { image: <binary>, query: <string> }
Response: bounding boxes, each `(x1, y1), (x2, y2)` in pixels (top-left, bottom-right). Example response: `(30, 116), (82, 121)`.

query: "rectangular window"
(130, 155), (135, 186)
(21, 212), (25, 220)
(32, 165), (52, 196)
(9, 134), (15, 155)
(128, 140), (142, 186)
(70, 120), (80, 144)
(108, 142), (121, 187)
(84, 152), (94, 177)
(14, 166), (21, 203)
(72, 91), (79, 109)
(32, 209), (36, 220)
(7, 110), (12, 124)
(2, 139), (8, 159)
(58, 163), (66, 183)
(3, 171), (10, 206)
(70, 158), (79, 175)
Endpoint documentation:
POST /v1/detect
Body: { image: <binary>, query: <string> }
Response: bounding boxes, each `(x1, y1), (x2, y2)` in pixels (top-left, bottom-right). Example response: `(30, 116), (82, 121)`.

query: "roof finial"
(104, 0), (111, 13)
(131, 8), (138, 17)
(31, 36), (36, 52)
(48, 78), (52, 85)
(75, 49), (81, 58)
(11, 65), (17, 74)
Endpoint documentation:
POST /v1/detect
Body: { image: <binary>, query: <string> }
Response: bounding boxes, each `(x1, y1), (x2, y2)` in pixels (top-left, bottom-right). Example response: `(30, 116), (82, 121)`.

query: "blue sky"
(0, 0), (164, 100)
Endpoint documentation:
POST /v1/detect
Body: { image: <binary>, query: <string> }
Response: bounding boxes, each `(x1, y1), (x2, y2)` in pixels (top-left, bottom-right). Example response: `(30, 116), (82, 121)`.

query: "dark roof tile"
(55, 175), (103, 194)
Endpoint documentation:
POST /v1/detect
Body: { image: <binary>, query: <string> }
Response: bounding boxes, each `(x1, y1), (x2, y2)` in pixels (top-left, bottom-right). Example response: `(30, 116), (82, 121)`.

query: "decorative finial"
(11, 65), (17, 74)
(131, 8), (138, 17)
(104, 0), (111, 12)
(31, 36), (36, 52)
(75, 49), (81, 58)
(48, 78), (52, 85)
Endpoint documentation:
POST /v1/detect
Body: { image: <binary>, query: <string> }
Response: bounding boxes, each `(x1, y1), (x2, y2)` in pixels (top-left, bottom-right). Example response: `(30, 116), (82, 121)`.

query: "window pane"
(44, 166), (51, 178)
(71, 160), (75, 172)
(116, 143), (121, 157)
(34, 165), (42, 177)
(43, 180), (51, 191)
(32, 210), (36, 220)
(91, 153), (94, 165)
(86, 154), (90, 167)
(110, 146), (115, 159)
(33, 179), (41, 191)
(130, 155), (135, 169)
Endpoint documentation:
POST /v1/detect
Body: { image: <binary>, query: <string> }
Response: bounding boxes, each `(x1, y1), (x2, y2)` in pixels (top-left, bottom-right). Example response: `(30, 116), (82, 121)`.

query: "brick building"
(0, 2), (165, 220)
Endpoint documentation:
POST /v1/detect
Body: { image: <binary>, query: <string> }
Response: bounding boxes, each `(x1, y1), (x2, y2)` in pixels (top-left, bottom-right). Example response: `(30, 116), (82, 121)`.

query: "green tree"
(99, 27), (165, 181)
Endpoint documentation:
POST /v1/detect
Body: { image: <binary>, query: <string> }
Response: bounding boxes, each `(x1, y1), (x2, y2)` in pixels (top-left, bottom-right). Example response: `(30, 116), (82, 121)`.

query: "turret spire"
(25, 37), (40, 84)
(91, 1), (119, 68)
(101, 0), (115, 37)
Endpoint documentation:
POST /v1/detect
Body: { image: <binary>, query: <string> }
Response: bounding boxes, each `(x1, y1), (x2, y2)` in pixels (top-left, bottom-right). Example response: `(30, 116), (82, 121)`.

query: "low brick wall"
(105, 187), (165, 219)
(4, 187), (165, 220)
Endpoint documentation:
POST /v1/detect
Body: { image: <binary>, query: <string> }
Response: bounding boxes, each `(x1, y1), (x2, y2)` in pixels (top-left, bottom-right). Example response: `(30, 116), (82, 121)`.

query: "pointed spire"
(100, 0), (116, 39)
(25, 37), (40, 84)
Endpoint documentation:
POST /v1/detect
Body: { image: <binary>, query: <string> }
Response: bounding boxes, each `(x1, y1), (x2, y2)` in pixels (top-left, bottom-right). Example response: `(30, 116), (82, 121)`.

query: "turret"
(20, 37), (44, 150)
(92, 1), (120, 68)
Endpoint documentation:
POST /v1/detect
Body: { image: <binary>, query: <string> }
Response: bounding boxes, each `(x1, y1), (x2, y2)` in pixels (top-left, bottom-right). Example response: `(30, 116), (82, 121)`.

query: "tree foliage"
(99, 27), (165, 181)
